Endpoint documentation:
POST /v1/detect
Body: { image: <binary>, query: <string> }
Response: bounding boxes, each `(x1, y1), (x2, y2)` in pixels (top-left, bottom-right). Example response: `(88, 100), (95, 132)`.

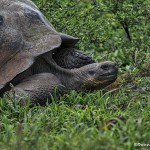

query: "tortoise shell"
(0, 0), (78, 90)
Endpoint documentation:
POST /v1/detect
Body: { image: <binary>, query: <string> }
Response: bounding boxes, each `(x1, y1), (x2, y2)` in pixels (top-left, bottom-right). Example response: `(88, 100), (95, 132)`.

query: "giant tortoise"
(0, 0), (118, 105)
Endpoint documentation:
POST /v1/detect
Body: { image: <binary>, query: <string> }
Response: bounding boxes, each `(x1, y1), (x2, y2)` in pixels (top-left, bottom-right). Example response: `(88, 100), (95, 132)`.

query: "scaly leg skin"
(53, 48), (95, 69)
(5, 73), (64, 106)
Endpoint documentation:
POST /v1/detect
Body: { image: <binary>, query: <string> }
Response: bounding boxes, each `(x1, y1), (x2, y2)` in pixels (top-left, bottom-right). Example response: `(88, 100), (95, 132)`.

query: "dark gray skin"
(0, 0), (118, 105)
(53, 47), (96, 69)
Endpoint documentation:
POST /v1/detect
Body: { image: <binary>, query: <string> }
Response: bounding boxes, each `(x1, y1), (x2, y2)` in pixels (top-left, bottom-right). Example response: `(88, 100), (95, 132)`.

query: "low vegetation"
(0, 0), (149, 149)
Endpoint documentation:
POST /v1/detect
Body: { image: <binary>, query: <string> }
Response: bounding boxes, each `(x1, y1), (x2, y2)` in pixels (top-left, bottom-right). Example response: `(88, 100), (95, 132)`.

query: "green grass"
(0, 76), (149, 150)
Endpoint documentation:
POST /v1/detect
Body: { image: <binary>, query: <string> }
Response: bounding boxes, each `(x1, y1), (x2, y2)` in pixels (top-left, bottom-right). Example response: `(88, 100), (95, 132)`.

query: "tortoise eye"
(88, 70), (96, 75)
(0, 15), (4, 25)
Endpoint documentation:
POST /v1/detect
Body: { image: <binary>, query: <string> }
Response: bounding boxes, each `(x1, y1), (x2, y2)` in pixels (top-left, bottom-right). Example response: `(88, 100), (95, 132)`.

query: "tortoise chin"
(85, 77), (117, 91)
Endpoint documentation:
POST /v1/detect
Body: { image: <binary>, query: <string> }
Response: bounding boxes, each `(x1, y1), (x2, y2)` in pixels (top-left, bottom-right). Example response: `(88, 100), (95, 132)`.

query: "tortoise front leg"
(53, 48), (95, 69)
(5, 73), (64, 106)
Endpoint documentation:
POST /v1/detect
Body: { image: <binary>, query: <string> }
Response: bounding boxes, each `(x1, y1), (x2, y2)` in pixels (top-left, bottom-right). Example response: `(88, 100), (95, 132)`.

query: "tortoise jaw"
(98, 73), (117, 81)
(85, 74), (117, 90)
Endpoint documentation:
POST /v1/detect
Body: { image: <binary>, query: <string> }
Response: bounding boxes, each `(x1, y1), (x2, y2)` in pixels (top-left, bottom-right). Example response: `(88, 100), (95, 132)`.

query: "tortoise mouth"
(98, 73), (117, 81)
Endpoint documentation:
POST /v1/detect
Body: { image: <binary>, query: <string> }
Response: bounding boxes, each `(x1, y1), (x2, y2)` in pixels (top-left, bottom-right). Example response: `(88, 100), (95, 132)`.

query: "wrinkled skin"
(0, 0), (118, 105)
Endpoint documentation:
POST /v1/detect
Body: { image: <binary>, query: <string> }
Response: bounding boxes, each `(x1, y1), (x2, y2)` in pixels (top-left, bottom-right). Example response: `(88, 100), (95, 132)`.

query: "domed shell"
(0, 0), (78, 91)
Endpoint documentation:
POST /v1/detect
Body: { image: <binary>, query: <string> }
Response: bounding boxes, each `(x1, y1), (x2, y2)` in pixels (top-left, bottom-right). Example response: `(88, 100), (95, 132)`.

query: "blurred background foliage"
(33, 0), (150, 73)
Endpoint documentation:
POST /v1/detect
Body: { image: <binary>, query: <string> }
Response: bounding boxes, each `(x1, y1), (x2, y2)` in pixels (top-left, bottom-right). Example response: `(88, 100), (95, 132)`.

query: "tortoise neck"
(42, 56), (82, 89)
(50, 63), (82, 89)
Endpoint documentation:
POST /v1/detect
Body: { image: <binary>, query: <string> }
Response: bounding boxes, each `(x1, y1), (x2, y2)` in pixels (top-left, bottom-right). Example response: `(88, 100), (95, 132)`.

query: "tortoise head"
(0, 0), (61, 90)
(76, 61), (118, 90)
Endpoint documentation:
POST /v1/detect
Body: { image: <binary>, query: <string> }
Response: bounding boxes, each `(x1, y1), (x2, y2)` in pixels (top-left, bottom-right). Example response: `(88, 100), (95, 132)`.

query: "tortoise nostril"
(101, 64), (109, 70)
